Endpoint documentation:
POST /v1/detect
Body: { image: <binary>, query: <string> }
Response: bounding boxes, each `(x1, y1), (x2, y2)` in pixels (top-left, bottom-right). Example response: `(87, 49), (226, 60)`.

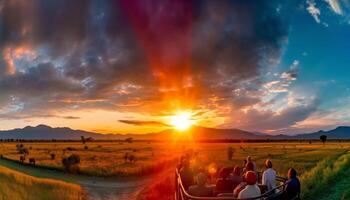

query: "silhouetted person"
(262, 159), (276, 191)
(188, 173), (213, 197)
(246, 156), (256, 171)
(284, 168), (301, 200)
(215, 167), (235, 194)
(231, 166), (243, 189)
(238, 171), (261, 199)
(179, 158), (194, 191)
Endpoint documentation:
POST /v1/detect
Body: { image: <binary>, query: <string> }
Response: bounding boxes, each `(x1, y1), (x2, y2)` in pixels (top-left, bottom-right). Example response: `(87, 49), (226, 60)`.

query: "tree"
(320, 135), (327, 145)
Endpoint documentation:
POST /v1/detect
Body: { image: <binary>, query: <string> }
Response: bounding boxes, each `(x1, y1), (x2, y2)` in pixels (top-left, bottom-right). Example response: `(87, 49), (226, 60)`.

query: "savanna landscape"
(2, 140), (350, 199)
(1, 0), (350, 199)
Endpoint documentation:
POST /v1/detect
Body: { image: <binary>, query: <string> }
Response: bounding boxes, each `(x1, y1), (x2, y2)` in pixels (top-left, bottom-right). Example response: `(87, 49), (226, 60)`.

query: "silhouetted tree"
(125, 137), (133, 143)
(320, 135), (327, 145)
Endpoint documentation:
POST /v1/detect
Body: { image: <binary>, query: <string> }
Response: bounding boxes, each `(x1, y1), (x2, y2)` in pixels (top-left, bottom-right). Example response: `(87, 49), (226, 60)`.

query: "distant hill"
(291, 126), (350, 139)
(0, 124), (349, 140)
(0, 125), (117, 140)
(0, 124), (264, 140)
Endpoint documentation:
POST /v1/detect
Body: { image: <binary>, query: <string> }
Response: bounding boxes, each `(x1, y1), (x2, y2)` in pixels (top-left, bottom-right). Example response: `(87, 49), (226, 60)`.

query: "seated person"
(234, 162), (255, 197)
(179, 158), (194, 191)
(238, 171), (261, 199)
(215, 167), (234, 194)
(246, 156), (257, 171)
(188, 173), (213, 197)
(262, 159), (276, 191)
(231, 165), (243, 189)
(284, 168), (301, 200)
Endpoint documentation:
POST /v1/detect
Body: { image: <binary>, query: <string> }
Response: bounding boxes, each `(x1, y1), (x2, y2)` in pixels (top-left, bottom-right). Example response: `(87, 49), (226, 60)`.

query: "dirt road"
(0, 159), (157, 200)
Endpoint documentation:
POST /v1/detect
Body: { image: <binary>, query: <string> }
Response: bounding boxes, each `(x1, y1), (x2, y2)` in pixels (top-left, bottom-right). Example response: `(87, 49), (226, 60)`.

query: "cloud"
(119, 120), (170, 127)
(306, 0), (321, 23)
(0, 0), (316, 133)
(326, 0), (343, 15)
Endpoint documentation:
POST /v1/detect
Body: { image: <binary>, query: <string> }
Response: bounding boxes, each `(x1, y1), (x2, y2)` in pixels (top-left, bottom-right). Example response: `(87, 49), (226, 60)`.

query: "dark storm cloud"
(0, 0), (311, 131)
(119, 120), (170, 127)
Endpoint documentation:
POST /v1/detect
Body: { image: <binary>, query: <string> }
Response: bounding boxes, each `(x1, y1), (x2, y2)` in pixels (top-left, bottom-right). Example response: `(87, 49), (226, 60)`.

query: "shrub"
(62, 154), (80, 173)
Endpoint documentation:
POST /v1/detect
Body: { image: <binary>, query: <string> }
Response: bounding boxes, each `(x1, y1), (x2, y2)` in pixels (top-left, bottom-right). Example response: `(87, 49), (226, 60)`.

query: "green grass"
(0, 166), (84, 200)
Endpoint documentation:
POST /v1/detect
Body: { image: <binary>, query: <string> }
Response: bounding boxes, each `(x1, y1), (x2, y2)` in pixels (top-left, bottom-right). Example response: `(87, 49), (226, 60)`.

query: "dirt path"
(0, 159), (158, 200)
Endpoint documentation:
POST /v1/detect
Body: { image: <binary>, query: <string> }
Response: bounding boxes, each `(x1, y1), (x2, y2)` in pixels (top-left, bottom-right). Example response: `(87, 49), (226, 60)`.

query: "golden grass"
(137, 142), (350, 199)
(0, 166), (84, 200)
(0, 142), (182, 176)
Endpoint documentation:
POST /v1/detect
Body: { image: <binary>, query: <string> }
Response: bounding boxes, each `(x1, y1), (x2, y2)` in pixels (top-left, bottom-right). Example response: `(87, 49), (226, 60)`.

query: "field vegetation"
(0, 166), (84, 200)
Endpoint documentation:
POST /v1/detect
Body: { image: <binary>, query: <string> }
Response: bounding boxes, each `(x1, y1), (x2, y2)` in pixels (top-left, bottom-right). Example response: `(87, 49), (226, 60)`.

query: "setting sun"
(170, 112), (195, 131)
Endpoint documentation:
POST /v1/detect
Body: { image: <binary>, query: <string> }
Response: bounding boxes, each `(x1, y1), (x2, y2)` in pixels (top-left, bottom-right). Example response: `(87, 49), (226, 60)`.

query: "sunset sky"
(0, 0), (350, 135)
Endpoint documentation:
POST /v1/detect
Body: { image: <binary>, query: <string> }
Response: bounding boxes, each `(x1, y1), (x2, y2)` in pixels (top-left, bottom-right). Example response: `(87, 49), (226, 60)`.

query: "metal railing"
(175, 169), (288, 200)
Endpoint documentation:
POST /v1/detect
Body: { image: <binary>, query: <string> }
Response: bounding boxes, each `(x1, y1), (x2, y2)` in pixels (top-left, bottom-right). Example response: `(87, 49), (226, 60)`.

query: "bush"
(62, 154), (80, 173)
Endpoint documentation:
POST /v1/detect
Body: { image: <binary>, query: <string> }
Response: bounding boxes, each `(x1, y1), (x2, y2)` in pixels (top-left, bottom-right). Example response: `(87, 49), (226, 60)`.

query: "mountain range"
(0, 124), (349, 140)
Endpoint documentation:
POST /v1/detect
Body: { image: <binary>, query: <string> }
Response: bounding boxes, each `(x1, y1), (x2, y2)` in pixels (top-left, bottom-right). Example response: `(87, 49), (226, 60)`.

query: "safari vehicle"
(175, 169), (298, 200)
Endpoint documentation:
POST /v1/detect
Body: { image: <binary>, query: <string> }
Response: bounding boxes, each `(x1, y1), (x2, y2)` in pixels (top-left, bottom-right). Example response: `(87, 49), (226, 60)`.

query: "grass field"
(0, 166), (84, 200)
(1, 141), (350, 200)
(0, 141), (182, 176)
(136, 141), (350, 200)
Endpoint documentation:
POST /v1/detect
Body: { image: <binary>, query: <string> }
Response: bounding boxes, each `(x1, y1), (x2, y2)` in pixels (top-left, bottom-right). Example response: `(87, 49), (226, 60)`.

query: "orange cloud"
(3, 45), (36, 74)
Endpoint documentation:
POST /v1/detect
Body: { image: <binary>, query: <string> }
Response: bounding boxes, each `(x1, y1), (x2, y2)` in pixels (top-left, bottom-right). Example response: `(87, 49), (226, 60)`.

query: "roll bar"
(175, 169), (288, 200)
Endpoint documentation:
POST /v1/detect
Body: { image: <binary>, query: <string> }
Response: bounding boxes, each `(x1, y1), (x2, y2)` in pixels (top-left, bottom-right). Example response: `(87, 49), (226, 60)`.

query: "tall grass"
(300, 151), (350, 200)
(0, 166), (84, 200)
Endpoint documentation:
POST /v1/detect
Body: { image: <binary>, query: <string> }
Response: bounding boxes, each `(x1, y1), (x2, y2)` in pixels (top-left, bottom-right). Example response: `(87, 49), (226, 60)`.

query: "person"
(238, 171), (261, 199)
(231, 165), (243, 189)
(215, 167), (234, 194)
(234, 161), (256, 197)
(246, 156), (256, 171)
(284, 168), (301, 200)
(188, 173), (213, 197)
(262, 159), (276, 191)
(179, 158), (194, 191)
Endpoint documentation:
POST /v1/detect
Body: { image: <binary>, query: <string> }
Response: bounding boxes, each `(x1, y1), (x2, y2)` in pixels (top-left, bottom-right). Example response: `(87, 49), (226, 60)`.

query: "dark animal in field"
(128, 154), (136, 163)
(29, 158), (35, 165)
(66, 147), (74, 151)
(19, 156), (25, 163)
(62, 154), (80, 173)
(124, 153), (136, 163)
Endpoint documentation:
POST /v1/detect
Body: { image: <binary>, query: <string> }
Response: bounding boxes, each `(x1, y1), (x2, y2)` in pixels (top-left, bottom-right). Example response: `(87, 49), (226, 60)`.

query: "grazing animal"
(19, 156), (25, 164)
(128, 154), (136, 163)
(29, 158), (35, 165)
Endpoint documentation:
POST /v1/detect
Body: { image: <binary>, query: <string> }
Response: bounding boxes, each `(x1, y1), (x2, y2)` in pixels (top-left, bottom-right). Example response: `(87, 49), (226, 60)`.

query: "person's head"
(246, 161), (254, 171)
(218, 167), (231, 179)
(196, 173), (207, 186)
(288, 168), (297, 179)
(245, 171), (257, 185)
(233, 165), (241, 176)
(265, 159), (273, 169)
(247, 156), (252, 162)
(183, 157), (190, 168)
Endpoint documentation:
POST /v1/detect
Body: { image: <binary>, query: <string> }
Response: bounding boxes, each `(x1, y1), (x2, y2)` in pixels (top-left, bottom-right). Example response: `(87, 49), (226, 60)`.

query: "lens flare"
(170, 112), (194, 131)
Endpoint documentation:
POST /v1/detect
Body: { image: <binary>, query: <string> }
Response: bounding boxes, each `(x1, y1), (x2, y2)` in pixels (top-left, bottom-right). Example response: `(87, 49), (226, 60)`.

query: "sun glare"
(170, 112), (194, 131)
